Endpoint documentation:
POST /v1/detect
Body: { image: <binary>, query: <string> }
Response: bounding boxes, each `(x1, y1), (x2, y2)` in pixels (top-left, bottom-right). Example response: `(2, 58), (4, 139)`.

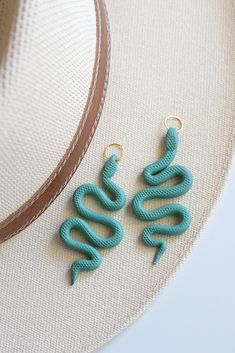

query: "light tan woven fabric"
(0, 0), (235, 352)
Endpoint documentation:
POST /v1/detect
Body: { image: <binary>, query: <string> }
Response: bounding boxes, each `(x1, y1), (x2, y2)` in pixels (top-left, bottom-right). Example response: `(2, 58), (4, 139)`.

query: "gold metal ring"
(103, 143), (124, 162)
(164, 116), (184, 132)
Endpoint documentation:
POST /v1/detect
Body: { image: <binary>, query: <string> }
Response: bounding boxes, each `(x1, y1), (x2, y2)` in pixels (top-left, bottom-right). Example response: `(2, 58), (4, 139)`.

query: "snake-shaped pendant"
(132, 127), (193, 263)
(59, 154), (126, 284)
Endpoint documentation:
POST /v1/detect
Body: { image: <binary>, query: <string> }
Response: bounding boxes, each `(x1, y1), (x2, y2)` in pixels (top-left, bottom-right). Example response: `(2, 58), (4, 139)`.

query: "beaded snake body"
(132, 128), (193, 263)
(59, 154), (126, 284)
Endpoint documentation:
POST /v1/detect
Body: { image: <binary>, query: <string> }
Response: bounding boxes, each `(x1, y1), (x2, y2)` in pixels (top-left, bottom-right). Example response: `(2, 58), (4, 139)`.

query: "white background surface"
(99, 155), (235, 353)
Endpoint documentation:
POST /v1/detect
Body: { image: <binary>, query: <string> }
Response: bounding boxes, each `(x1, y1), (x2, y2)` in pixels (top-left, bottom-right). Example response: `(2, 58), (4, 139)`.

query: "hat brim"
(0, 0), (234, 352)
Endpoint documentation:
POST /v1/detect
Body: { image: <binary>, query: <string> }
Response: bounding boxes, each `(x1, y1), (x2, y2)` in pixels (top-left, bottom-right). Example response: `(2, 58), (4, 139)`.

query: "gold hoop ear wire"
(103, 143), (124, 162)
(164, 115), (184, 132)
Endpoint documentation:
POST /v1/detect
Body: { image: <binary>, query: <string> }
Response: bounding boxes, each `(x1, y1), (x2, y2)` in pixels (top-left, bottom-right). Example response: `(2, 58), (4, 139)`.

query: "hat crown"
(0, 0), (97, 223)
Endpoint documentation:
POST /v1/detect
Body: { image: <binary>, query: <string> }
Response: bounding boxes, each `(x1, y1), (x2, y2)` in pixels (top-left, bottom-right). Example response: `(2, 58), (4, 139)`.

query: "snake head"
(102, 154), (118, 179)
(166, 127), (178, 152)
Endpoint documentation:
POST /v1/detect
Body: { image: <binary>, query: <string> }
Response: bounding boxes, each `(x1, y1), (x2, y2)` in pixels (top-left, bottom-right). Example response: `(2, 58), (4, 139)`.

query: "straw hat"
(0, 0), (234, 352)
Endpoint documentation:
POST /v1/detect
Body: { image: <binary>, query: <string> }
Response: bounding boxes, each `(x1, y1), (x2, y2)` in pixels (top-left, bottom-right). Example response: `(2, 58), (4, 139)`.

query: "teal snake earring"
(59, 144), (126, 285)
(132, 116), (193, 264)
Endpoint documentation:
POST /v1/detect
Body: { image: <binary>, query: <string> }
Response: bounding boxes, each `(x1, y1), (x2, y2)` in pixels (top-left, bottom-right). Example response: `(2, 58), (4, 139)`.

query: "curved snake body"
(132, 128), (193, 263)
(59, 155), (126, 284)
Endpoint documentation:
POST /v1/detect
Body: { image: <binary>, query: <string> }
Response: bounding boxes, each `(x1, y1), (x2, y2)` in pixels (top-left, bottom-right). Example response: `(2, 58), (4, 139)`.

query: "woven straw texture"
(0, 0), (235, 352)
